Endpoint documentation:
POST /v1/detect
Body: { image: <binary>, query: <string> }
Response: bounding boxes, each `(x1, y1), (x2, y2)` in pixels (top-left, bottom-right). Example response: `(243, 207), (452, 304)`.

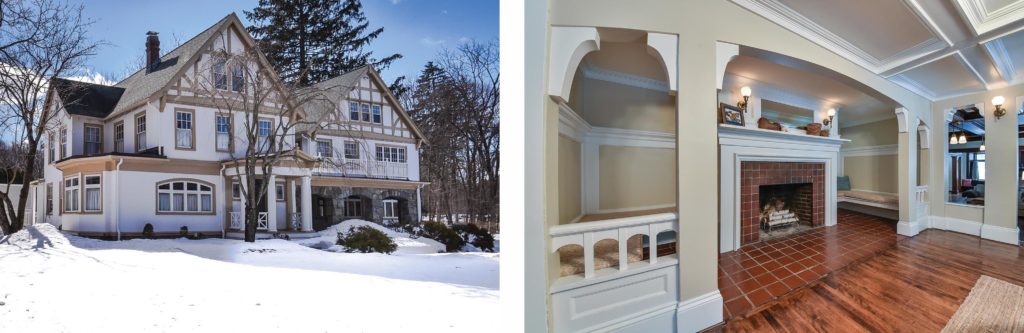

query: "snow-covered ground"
(0, 224), (498, 332)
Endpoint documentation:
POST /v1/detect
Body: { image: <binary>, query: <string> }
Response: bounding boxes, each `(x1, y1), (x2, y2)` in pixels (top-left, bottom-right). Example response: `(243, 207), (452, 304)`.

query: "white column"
(286, 179), (296, 230)
(266, 174), (277, 232)
(239, 175), (247, 230)
(301, 176), (313, 231)
(416, 186), (423, 224)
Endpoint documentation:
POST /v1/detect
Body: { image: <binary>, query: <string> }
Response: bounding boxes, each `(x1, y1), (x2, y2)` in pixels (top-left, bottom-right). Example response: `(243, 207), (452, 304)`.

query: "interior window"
(946, 104), (984, 206)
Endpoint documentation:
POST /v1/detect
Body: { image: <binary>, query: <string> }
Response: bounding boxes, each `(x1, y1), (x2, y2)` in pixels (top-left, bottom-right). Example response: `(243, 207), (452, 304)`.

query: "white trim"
(922, 215), (1017, 245)
(890, 73), (937, 101)
(981, 223), (1019, 245)
(729, 0), (948, 74)
(840, 113), (896, 129)
(645, 32), (678, 93)
(841, 144), (898, 157)
(953, 0), (1024, 35)
(675, 290), (724, 333)
(918, 124), (931, 149)
(895, 107), (910, 133)
(580, 64), (669, 92)
(591, 204), (676, 215)
(558, 101), (591, 141)
(583, 127), (676, 149)
(548, 26), (600, 103)
(897, 219), (924, 236)
(715, 41), (740, 90)
(956, 50), (991, 89)
(983, 38), (1018, 84)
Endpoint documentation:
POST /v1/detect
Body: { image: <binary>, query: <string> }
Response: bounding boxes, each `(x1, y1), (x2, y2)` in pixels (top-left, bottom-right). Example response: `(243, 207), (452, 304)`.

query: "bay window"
(84, 175), (101, 212)
(63, 177), (79, 212)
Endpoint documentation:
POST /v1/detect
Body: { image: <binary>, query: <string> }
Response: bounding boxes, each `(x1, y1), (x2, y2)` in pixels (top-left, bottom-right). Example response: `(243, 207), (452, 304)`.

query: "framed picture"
(719, 103), (745, 126)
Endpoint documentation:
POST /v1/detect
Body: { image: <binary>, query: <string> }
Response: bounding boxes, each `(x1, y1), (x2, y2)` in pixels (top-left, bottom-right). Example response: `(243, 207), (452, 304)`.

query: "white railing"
(290, 212), (301, 231)
(230, 212), (243, 230)
(914, 185), (927, 203)
(229, 211), (269, 230)
(550, 212), (677, 280)
(314, 157), (408, 180)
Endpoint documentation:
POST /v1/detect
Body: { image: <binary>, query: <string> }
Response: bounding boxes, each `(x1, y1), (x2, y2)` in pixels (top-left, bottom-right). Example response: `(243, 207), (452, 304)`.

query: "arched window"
(157, 179), (214, 214)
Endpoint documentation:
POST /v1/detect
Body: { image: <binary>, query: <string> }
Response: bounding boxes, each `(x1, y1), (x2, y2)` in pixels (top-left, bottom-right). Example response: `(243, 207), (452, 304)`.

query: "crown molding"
(730, 0), (950, 74)
(983, 38), (1018, 83)
(580, 63), (670, 92)
(954, 0), (1024, 35)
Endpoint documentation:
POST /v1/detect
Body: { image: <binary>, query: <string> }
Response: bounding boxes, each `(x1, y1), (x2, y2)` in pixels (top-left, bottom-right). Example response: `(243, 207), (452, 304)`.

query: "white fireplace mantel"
(718, 124), (848, 253)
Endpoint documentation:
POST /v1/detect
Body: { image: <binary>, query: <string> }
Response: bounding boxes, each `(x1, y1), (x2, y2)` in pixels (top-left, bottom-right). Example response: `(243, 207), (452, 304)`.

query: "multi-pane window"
(349, 102), (360, 121)
(216, 114), (231, 151)
(316, 140), (332, 158)
(59, 127), (67, 159)
(376, 146), (407, 163)
(136, 114), (147, 151)
(157, 180), (213, 213)
(344, 197), (361, 217)
(232, 183), (241, 200)
(360, 103), (370, 122)
(231, 64), (244, 92)
(84, 125), (101, 155)
(276, 184), (285, 201)
(214, 59), (227, 90)
(383, 199), (398, 219)
(344, 141), (359, 159)
(175, 111), (193, 149)
(45, 183), (53, 215)
(257, 120), (272, 151)
(47, 132), (55, 163)
(114, 122), (124, 153)
(372, 105), (382, 124)
(63, 177), (79, 212)
(83, 175), (101, 212)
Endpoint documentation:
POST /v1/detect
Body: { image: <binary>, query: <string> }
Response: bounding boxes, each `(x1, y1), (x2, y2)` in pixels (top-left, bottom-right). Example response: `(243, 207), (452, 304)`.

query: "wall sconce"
(738, 86), (751, 110)
(823, 108), (836, 127)
(993, 95), (1007, 119)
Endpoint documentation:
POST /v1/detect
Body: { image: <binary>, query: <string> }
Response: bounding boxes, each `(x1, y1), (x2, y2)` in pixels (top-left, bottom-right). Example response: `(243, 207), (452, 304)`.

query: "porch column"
(285, 178), (295, 230)
(266, 174), (277, 232)
(895, 107), (920, 236)
(301, 176), (313, 231)
(239, 174), (247, 230)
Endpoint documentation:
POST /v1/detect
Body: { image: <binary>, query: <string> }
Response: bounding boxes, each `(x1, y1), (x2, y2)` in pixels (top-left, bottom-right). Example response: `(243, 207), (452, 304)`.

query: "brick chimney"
(145, 31), (160, 73)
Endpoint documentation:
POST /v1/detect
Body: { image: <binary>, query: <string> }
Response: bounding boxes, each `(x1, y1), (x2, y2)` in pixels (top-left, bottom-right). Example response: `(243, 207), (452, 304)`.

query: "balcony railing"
(229, 212), (269, 230)
(314, 157), (408, 180)
(550, 212), (677, 280)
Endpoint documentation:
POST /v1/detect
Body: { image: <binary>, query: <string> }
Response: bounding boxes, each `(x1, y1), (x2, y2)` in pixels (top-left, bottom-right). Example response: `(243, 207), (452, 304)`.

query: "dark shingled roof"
(50, 77), (126, 118)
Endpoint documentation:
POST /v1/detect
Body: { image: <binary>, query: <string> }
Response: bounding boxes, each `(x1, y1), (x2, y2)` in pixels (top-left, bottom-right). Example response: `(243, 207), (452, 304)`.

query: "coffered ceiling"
(731, 0), (1024, 101)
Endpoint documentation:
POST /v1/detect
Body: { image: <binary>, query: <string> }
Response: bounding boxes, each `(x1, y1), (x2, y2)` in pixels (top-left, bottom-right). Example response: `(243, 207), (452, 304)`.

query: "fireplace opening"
(758, 183), (814, 241)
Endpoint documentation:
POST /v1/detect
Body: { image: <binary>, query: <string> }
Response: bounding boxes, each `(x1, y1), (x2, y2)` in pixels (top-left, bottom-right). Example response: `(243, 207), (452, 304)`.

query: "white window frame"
(157, 180), (214, 214)
(383, 199), (398, 219)
(231, 63), (244, 92)
(63, 176), (79, 213)
(276, 183), (285, 202)
(83, 124), (102, 155)
(47, 132), (55, 163)
(83, 175), (101, 212)
(175, 110), (194, 149)
(372, 105), (382, 124)
(375, 145), (407, 163)
(59, 126), (67, 159)
(45, 183), (53, 215)
(214, 58), (227, 90)
(344, 141), (359, 159)
(135, 113), (147, 151)
(216, 114), (231, 152)
(114, 121), (124, 153)
(257, 119), (272, 152)
(360, 103), (370, 122)
(349, 102), (360, 121)
(316, 139), (333, 158)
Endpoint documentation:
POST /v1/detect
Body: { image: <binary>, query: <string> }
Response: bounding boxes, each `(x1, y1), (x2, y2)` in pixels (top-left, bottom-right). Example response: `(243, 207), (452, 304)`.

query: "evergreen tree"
(244, 0), (401, 86)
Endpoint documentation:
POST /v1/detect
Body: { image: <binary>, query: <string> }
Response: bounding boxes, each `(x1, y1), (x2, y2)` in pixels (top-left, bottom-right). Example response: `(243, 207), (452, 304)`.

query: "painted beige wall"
(542, 0), (933, 319)
(578, 79), (677, 132)
(598, 146), (676, 210)
(841, 118), (898, 148)
(558, 136), (582, 223)
(843, 155), (897, 193)
(930, 85), (1024, 228)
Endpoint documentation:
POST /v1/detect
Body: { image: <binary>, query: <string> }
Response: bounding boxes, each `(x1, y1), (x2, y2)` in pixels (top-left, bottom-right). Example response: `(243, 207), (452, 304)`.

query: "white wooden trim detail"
(918, 124), (931, 149)
(841, 144), (898, 157)
(583, 127), (676, 149)
(548, 26), (600, 103)
(558, 101), (591, 142)
(592, 204), (676, 215)
(953, 0), (1024, 35)
(983, 38), (1018, 84)
(675, 290), (725, 333)
(580, 64), (669, 93)
(729, 0), (948, 73)
(895, 107), (910, 133)
(646, 32), (678, 93)
(716, 42), (739, 90)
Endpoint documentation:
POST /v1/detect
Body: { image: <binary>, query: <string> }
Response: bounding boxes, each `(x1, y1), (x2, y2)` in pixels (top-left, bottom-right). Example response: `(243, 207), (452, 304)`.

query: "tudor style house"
(31, 13), (427, 239)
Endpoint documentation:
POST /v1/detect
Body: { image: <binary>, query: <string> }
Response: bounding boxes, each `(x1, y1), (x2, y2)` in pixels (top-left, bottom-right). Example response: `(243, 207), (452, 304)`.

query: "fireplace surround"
(719, 124), (844, 252)
(741, 162), (824, 244)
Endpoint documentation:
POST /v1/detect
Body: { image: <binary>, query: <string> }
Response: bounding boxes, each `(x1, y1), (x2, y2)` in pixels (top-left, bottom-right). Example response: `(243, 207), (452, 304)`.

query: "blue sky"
(76, 0), (498, 84)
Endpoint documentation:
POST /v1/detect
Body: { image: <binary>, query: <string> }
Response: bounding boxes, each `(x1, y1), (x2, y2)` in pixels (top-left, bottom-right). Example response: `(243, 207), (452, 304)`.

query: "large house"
(527, 0), (1024, 332)
(29, 13), (427, 239)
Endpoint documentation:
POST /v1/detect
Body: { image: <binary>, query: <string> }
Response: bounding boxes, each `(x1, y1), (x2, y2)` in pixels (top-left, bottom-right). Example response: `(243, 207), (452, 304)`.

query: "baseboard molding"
(676, 290), (723, 333)
(925, 216), (1019, 245)
(897, 219), (923, 237)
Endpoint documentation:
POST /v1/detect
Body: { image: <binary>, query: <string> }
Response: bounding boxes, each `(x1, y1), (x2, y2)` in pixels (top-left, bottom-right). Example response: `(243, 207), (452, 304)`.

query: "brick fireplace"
(740, 162), (824, 244)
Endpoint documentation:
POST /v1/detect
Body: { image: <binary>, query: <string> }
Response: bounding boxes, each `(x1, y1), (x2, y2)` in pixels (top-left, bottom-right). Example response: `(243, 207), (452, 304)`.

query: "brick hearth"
(740, 162), (824, 244)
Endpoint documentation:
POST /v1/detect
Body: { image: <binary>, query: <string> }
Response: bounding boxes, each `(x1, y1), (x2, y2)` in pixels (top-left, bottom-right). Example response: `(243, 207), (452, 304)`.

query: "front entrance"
(312, 194), (334, 231)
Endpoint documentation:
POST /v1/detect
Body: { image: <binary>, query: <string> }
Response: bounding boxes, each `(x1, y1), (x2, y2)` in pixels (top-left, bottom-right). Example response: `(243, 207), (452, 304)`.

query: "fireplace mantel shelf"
(718, 124), (850, 145)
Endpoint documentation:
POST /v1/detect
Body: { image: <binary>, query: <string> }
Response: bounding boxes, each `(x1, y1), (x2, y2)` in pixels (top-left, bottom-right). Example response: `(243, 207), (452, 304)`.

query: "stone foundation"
(312, 186), (418, 227)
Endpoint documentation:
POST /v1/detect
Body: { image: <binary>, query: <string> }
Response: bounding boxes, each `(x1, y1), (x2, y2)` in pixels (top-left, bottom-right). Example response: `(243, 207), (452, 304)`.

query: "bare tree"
(0, 0), (99, 235)
(406, 40), (499, 232)
(192, 41), (319, 242)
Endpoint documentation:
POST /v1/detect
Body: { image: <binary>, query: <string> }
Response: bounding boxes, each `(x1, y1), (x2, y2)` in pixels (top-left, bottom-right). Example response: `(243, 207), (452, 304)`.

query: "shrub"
(179, 226), (189, 238)
(142, 223), (154, 239)
(453, 223), (495, 252)
(337, 226), (397, 254)
(421, 221), (465, 252)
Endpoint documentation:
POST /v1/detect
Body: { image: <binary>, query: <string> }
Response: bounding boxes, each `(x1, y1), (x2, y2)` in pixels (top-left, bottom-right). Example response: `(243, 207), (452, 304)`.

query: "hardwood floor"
(713, 229), (1024, 332)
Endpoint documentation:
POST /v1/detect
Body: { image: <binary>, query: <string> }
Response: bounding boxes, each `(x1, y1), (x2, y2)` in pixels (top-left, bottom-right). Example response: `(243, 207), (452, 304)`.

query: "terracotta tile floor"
(718, 209), (904, 319)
